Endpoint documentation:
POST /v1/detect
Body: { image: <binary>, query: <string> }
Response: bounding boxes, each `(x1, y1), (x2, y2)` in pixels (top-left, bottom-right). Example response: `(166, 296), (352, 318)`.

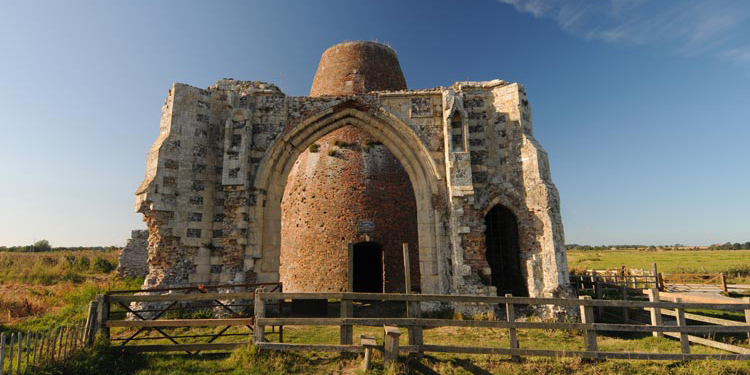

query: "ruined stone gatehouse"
(135, 41), (570, 299)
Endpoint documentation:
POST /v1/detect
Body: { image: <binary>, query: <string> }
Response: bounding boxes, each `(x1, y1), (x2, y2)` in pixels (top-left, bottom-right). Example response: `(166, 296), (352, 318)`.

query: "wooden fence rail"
(0, 321), (86, 375)
(253, 291), (750, 361)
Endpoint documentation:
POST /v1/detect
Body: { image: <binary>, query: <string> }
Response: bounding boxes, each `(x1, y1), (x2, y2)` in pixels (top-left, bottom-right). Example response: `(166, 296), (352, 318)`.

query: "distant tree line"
(708, 242), (750, 250)
(567, 242), (750, 251)
(0, 239), (119, 252)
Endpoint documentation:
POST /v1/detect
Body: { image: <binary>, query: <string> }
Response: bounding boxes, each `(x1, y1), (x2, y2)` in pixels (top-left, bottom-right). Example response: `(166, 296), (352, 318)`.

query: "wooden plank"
(257, 342), (365, 353)
(261, 292), (750, 310)
(108, 292), (256, 303)
(663, 332), (750, 354)
(107, 318), (253, 328)
(421, 345), (750, 360)
(256, 317), (749, 334)
(120, 342), (247, 353)
(656, 308), (745, 326)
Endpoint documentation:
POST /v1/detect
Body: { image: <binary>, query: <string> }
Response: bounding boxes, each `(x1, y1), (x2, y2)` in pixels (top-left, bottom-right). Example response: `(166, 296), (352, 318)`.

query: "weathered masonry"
(135, 41), (570, 299)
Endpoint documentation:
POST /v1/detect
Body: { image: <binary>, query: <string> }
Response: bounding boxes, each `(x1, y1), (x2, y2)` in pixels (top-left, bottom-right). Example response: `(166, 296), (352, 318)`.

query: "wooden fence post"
(383, 326), (401, 367)
(403, 243), (411, 294)
(505, 294), (520, 362)
(743, 297), (750, 340)
(340, 295), (353, 345)
(403, 243), (423, 354)
(620, 283), (629, 322)
(658, 272), (665, 291)
(254, 287), (266, 343)
(720, 273), (728, 293)
(95, 294), (110, 343)
(651, 263), (658, 289)
(360, 335), (377, 371)
(594, 280), (604, 319)
(84, 300), (98, 346)
(24, 331), (30, 374)
(674, 297), (690, 354)
(647, 288), (664, 338)
(579, 296), (598, 356)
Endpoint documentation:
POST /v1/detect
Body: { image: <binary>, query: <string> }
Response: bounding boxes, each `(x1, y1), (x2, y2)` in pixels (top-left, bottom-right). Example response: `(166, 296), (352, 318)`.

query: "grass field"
(568, 249), (750, 282)
(4, 249), (750, 374)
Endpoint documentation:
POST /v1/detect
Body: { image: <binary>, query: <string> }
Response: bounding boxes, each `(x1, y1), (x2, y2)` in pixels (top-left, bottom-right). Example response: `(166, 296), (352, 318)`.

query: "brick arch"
(251, 105), (447, 293)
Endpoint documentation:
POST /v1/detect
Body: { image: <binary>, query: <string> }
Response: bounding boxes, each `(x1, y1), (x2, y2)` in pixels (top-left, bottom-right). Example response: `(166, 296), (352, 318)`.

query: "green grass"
(568, 249), (750, 283)
(13, 248), (750, 374)
(32, 326), (750, 375)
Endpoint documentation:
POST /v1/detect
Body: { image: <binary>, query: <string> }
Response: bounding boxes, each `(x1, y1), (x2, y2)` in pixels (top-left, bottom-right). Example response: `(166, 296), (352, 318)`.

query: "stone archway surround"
(251, 106), (448, 294)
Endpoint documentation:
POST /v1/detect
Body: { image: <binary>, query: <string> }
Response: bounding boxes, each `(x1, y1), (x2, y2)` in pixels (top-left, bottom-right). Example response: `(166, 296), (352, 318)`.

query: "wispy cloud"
(498, 0), (750, 66)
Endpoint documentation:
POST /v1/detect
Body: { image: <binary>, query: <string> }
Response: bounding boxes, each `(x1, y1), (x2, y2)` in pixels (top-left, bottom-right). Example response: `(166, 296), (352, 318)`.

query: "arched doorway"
(252, 106), (446, 294)
(485, 205), (527, 296)
(352, 241), (384, 293)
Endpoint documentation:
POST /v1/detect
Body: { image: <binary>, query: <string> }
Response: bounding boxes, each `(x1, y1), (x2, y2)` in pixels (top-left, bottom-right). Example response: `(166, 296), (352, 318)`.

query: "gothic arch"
(251, 103), (447, 293)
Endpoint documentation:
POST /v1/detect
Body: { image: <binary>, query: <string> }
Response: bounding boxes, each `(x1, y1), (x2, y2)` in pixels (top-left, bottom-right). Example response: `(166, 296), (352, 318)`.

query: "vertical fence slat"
(675, 297), (690, 354)
(505, 294), (520, 362)
(15, 333), (21, 375)
(1, 332), (6, 375)
(62, 326), (70, 359)
(24, 331), (30, 374)
(30, 333), (37, 370)
(7, 334), (13, 375)
(579, 296), (598, 355)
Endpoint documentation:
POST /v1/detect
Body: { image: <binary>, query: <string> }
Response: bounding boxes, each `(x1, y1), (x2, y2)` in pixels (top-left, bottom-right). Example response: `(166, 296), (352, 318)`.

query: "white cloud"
(497, 0), (750, 66)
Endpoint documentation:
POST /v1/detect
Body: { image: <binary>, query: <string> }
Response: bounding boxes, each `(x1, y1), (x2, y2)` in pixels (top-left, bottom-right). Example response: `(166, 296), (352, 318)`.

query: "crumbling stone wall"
(135, 42), (569, 302)
(117, 230), (149, 278)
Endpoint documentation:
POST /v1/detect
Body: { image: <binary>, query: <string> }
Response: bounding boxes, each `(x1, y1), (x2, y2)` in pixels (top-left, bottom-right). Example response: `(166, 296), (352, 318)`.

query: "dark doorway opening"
(352, 241), (384, 293)
(485, 205), (528, 297)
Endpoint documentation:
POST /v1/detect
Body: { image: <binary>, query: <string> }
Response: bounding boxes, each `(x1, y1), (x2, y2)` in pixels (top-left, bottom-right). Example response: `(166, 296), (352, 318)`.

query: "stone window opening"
(450, 111), (466, 152)
(484, 205), (528, 297)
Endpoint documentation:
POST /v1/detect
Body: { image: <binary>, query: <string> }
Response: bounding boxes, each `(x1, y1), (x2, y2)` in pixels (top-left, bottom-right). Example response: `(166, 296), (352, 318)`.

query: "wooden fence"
(0, 321), (86, 375)
(253, 291), (750, 361)
(95, 282), (281, 353)
(571, 264), (732, 293)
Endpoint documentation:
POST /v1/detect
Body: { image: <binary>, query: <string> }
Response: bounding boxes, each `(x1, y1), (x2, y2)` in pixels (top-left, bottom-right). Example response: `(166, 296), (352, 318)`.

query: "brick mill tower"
(280, 41), (419, 293)
(136, 40), (571, 306)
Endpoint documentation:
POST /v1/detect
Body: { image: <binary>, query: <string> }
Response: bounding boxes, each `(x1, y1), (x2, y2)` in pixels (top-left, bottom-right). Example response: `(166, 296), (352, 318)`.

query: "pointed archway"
(251, 102), (448, 294)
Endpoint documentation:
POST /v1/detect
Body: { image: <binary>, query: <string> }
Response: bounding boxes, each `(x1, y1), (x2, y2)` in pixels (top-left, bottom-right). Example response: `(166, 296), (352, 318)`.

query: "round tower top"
(310, 41), (407, 97)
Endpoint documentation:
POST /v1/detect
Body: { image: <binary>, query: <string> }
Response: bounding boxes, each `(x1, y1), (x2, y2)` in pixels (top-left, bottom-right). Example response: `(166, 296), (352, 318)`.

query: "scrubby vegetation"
(0, 250), (140, 327)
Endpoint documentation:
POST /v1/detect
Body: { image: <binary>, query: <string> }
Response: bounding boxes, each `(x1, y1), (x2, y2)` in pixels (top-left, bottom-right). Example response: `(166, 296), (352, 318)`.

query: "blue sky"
(0, 0), (748, 247)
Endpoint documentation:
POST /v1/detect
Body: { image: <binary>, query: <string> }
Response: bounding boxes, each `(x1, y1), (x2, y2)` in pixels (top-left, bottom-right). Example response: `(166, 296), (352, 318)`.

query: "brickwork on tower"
(135, 41), (571, 310)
